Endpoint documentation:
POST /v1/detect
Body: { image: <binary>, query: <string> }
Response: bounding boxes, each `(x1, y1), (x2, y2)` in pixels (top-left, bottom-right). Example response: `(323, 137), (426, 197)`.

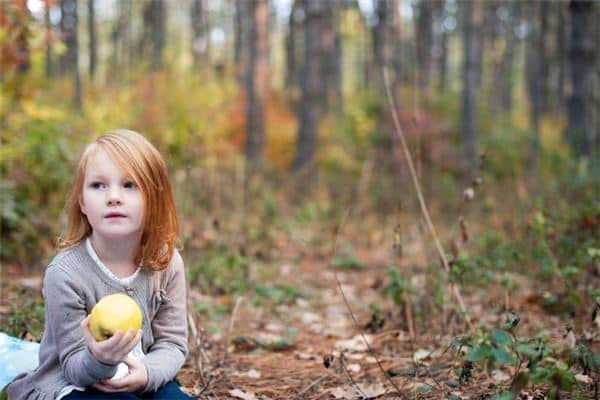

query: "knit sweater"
(7, 241), (188, 400)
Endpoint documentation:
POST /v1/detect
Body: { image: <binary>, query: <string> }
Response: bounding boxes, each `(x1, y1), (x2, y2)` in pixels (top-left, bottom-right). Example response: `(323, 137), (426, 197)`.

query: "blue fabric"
(0, 332), (40, 390)
(62, 381), (196, 399)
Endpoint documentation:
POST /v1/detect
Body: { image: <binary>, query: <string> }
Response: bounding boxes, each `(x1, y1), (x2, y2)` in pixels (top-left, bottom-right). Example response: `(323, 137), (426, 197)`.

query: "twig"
(329, 209), (404, 396)
(382, 66), (472, 330)
(221, 296), (243, 366)
(293, 374), (328, 400)
(339, 352), (368, 399)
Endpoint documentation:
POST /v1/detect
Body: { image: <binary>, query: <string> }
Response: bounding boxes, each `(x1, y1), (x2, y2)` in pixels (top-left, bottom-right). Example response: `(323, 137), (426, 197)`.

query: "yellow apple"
(89, 293), (143, 341)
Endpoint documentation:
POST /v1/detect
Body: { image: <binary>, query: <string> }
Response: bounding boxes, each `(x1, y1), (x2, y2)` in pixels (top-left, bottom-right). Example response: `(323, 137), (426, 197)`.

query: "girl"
(8, 130), (195, 399)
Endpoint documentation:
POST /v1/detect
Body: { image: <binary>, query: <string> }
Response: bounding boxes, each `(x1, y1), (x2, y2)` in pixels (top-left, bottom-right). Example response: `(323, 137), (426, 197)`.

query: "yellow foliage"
(540, 115), (567, 154)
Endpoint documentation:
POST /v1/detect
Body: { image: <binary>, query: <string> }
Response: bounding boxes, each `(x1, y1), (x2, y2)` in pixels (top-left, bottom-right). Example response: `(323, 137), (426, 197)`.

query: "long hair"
(58, 130), (180, 271)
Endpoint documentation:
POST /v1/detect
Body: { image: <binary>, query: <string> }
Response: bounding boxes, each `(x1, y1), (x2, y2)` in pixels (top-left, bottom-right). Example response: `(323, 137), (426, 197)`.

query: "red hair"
(58, 130), (180, 271)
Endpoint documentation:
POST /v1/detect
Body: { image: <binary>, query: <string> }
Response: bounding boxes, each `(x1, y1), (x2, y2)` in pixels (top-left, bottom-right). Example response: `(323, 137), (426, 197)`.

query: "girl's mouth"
(105, 213), (126, 218)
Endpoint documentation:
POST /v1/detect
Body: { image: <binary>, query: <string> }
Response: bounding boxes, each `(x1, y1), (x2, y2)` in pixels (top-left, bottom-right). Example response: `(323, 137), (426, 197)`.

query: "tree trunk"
(44, 0), (52, 77)
(191, 0), (209, 65)
(415, 0), (433, 93)
(235, 1), (250, 83)
(293, 0), (324, 173)
(433, 0), (447, 92)
(60, 0), (82, 110)
(566, 0), (596, 158)
(460, 0), (483, 178)
(284, 0), (301, 92)
(110, 0), (132, 79)
(320, 2), (342, 113)
(245, 0), (269, 166)
(88, 0), (97, 80)
(556, 2), (567, 113)
(526, 1), (543, 174)
(141, 0), (166, 71)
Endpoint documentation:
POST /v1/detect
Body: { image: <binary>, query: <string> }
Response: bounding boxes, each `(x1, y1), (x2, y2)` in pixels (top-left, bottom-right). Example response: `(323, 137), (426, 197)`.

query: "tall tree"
(110, 0), (132, 78)
(141, 0), (166, 70)
(433, 0), (447, 92)
(415, 0), (433, 93)
(566, 0), (596, 158)
(293, 0), (324, 172)
(44, 0), (52, 78)
(88, 0), (97, 80)
(525, 1), (545, 173)
(60, 0), (82, 111)
(245, 0), (269, 165)
(191, 0), (209, 65)
(285, 0), (302, 94)
(460, 0), (483, 178)
(234, 1), (250, 83)
(320, 2), (342, 112)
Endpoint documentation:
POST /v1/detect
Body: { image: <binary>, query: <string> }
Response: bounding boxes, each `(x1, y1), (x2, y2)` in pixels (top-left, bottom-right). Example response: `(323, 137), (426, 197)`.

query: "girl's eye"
(124, 181), (137, 189)
(91, 182), (105, 189)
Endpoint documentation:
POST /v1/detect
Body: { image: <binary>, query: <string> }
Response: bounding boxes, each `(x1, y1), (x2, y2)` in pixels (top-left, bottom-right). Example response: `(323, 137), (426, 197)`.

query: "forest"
(1, 0), (599, 398)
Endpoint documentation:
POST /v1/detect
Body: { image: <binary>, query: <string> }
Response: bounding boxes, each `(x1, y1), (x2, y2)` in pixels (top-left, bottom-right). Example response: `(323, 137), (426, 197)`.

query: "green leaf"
(332, 256), (364, 270)
(492, 347), (517, 365)
(490, 329), (512, 345)
(465, 344), (492, 362)
(416, 384), (433, 394)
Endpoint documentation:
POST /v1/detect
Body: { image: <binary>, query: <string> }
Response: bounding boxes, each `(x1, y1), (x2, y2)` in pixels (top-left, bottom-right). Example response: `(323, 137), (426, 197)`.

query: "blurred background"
(2, 1), (600, 396)
(1, 0), (599, 328)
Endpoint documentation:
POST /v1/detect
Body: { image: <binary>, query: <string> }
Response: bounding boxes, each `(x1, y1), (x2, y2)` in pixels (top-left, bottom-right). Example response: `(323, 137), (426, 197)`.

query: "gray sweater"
(7, 242), (188, 399)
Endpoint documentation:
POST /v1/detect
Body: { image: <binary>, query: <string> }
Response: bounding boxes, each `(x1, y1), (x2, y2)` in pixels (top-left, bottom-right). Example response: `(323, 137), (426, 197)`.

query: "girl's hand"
(80, 316), (141, 366)
(92, 355), (148, 393)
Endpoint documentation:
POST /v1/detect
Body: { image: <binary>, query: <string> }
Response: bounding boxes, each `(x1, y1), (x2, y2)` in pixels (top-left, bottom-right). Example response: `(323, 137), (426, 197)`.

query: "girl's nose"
(107, 188), (122, 205)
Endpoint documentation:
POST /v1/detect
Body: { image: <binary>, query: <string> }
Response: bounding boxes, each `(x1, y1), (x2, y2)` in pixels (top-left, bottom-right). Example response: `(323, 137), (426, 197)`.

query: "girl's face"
(79, 148), (145, 243)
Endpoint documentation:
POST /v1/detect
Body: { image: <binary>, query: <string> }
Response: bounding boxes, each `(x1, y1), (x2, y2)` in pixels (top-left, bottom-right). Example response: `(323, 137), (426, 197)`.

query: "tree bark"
(526, 1), (544, 174)
(245, 0), (269, 166)
(415, 0), (433, 93)
(460, 0), (483, 178)
(293, 0), (324, 173)
(566, 0), (596, 158)
(44, 0), (52, 77)
(191, 0), (209, 65)
(88, 0), (97, 80)
(141, 0), (166, 71)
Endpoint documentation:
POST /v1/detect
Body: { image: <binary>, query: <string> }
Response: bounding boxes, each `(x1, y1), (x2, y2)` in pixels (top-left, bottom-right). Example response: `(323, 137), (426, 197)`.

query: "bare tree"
(415, 0), (433, 93)
(235, 1), (250, 83)
(141, 0), (166, 70)
(460, 0), (483, 178)
(60, 0), (82, 111)
(526, 1), (545, 174)
(88, 0), (97, 80)
(44, 0), (53, 78)
(191, 0), (209, 65)
(245, 0), (270, 165)
(566, 0), (596, 158)
(293, 0), (324, 172)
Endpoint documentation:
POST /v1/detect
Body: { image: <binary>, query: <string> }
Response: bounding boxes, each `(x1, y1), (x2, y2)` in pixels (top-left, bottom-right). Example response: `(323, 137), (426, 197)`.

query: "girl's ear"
(79, 195), (87, 216)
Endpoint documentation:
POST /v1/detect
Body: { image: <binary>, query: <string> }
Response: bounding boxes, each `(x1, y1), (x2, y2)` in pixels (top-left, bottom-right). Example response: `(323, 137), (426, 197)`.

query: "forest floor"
(1, 219), (597, 399)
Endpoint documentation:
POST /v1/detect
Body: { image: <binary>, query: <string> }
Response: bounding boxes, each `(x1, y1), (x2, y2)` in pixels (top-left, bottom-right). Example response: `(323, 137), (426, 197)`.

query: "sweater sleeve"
(43, 264), (118, 386)
(141, 250), (189, 393)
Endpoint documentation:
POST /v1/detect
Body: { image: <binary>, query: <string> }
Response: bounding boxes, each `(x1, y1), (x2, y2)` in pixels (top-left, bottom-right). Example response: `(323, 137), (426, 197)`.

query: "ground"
(1, 223), (597, 399)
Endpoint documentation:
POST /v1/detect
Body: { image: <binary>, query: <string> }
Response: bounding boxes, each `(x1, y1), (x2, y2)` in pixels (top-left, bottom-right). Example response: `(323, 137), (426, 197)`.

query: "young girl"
(8, 130), (195, 399)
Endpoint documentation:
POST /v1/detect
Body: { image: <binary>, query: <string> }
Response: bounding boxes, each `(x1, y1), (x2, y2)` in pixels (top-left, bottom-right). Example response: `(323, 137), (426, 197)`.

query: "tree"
(460, 0), (483, 178)
(293, 0), (324, 172)
(88, 0), (97, 80)
(566, 0), (596, 159)
(60, 0), (82, 111)
(110, 0), (133, 77)
(245, 0), (269, 166)
(191, 0), (209, 65)
(141, 0), (166, 70)
(525, 1), (545, 174)
(415, 0), (433, 93)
